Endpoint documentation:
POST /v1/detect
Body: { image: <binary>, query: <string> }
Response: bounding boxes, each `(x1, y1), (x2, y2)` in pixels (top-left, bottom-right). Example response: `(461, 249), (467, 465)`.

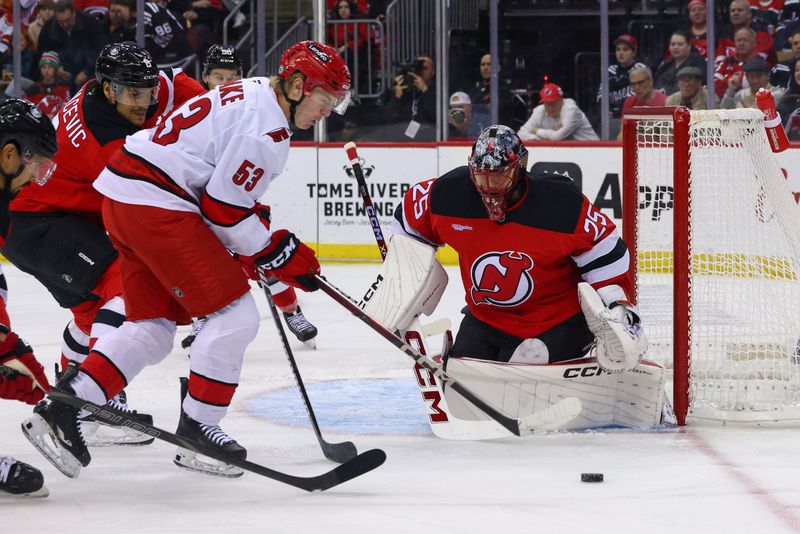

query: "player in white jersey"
(22, 41), (351, 479)
(182, 44), (319, 350)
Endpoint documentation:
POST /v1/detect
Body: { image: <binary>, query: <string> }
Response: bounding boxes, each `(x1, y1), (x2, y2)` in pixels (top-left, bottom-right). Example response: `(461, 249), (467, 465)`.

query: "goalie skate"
(173, 409), (246, 478)
(81, 391), (155, 447)
(0, 456), (48, 498)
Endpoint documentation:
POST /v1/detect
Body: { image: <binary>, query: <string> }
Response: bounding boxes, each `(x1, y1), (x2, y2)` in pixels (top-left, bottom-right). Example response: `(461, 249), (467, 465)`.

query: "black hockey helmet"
(0, 98), (58, 184)
(468, 125), (529, 222)
(0, 98), (57, 159)
(95, 41), (159, 89)
(204, 44), (243, 75)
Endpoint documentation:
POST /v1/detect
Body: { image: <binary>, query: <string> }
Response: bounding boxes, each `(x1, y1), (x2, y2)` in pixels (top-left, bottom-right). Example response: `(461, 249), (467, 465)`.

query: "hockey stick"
(314, 274), (582, 437)
(344, 142), (388, 260)
(259, 275), (358, 463)
(44, 389), (385, 491)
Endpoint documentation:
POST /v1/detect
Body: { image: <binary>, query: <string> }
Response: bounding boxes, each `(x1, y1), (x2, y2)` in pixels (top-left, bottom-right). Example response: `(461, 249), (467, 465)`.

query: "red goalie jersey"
(392, 167), (634, 339)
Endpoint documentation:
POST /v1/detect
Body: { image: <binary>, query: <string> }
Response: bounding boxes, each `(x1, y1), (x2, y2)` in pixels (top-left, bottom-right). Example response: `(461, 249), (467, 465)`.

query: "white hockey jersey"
(94, 77), (291, 257)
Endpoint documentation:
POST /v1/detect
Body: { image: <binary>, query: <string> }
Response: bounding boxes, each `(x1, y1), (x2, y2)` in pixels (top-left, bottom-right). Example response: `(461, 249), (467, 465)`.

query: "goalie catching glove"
(578, 282), (647, 372)
(0, 326), (50, 402)
(238, 229), (320, 291)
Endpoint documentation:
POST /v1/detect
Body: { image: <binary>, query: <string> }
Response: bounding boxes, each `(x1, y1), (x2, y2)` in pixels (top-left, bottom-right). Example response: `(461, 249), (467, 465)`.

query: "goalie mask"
(468, 125), (529, 222)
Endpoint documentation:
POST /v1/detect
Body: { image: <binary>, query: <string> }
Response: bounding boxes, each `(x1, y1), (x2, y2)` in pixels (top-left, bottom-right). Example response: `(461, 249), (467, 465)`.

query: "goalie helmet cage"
(622, 106), (800, 426)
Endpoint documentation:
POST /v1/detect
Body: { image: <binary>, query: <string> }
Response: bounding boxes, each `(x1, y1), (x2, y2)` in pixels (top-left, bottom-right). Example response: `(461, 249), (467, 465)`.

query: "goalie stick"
(314, 274), (582, 437)
(43, 389), (386, 492)
(344, 142), (388, 260)
(259, 275), (358, 463)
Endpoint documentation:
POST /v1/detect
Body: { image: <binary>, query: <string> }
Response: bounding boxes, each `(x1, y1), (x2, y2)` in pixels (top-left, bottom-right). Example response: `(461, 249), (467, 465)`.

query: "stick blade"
(315, 448), (387, 492)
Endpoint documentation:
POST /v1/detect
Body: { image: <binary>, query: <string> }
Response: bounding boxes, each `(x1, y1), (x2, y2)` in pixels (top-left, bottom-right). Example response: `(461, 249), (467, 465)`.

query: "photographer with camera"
(381, 55), (436, 140)
(448, 91), (483, 139)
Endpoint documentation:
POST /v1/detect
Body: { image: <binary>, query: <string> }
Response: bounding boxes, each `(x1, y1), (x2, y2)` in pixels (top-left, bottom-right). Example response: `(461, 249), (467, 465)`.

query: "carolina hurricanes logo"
(470, 251), (534, 307)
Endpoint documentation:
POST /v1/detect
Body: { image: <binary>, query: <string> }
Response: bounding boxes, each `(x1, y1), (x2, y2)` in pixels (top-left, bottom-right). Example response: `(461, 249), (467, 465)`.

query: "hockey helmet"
(278, 40), (351, 115)
(96, 42), (159, 106)
(468, 125), (529, 222)
(0, 98), (58, 185)
(204, 44), (243, 75)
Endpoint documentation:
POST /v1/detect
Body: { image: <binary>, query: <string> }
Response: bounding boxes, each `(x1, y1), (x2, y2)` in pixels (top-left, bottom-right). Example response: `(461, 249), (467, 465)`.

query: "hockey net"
(622, 106), (800, 425)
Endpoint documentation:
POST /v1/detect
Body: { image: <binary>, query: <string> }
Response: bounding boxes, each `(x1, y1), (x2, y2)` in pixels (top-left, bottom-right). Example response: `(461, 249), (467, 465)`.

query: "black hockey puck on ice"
(581, 473), (604, 483)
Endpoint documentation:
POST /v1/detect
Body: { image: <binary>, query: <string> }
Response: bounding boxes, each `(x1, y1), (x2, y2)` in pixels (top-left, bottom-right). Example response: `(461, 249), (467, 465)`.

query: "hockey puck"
(581, 473), (604, 483)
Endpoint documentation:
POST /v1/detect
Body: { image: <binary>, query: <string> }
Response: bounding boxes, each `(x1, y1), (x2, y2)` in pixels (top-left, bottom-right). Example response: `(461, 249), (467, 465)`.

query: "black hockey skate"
(80, 390), (155, 447)
(21, 364), (90, 478)
(283, 306), (318, 347)
(0, 456), (48, 498)
(173, 377), (246, 477)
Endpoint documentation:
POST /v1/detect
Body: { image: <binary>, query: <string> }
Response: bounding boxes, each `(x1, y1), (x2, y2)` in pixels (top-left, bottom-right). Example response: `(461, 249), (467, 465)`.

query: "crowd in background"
(3, 0), (800, 141)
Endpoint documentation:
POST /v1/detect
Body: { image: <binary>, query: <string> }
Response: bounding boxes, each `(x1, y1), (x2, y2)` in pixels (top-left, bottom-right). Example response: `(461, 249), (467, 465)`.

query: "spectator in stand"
(0, 0), (36, 62)
(773, 2), (800, 50)
(771, 28), (800, 88)
(598, 33), (639, 138)
(518, 82), (598, 141)
(28, 0), (55, 49)
(618, 64), (667, 139)
(327, 0), (375, 90)
(447, 91), (483, 139)
(1, 27), (35, 80)
(666, 65), (720, 109)
(721, 56), (784, 106)
(749, 0), (784, 34)
(102, 0), (135, 44)
(716, 0), (777, 67)
(38, 0), (105, 92)
(776, 59), (800, 138)
(22, 50), (70, 117)
(686, 0), (714, 58)
(382, 54), (436, 140)
(468, 53), (513, 129)
(176, 0), (227, 43)
(326, 0), (369, 14)
(143, 0), (193, 66)
(714, 27), (765, 96)
(74, 0), (109, 20)
(654, 30), (707, 95)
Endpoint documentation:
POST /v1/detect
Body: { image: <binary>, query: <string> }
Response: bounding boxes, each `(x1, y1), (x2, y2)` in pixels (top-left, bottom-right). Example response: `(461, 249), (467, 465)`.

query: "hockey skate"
(283, 306), (318, 348)
(173, 377), (246, 477)
(180, 316), (207, 350)
(21, 365), (90, 478)
(0, 455), (48, 498)
(80, 390), (155, 447)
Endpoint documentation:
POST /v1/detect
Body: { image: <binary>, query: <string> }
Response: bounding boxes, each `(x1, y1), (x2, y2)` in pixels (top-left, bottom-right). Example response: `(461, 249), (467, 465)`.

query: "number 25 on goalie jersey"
(392, 167), (635, 339)
(95, 77), (292, 257)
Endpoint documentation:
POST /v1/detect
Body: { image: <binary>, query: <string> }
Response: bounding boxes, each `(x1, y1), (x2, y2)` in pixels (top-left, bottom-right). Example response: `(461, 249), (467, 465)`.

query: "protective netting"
(633, 108), (800, 423)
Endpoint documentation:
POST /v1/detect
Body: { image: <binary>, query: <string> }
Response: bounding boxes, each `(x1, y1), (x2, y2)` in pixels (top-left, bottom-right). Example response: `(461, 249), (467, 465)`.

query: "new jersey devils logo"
(470, 251), (534, 307)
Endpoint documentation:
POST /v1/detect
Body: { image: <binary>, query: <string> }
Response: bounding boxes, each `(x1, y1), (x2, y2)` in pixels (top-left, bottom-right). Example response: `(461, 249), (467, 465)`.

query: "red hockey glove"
(0, 328), (51, 394)
(0, 373), (45, 404)
(254, 230), (320, 291)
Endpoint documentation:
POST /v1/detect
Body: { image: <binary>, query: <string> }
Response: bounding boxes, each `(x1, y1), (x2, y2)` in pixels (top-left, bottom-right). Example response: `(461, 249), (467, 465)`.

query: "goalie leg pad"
(360, 235), (448, 331)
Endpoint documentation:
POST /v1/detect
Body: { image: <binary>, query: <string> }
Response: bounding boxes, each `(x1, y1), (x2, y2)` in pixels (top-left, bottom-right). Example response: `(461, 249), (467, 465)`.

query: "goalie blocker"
(359, 235), (669, 439)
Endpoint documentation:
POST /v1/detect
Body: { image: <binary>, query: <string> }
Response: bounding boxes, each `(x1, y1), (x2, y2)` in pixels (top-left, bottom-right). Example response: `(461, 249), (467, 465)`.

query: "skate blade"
(173, 449), (244, 478)
(0, 485), (49, 498)
(21, 415), (82, 479)
(302, 338), (317, 350)
(81, 420), (155, 447)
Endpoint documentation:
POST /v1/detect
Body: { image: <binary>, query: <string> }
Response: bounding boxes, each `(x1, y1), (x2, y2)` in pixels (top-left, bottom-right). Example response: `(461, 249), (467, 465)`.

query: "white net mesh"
(633, 108), (800, 423)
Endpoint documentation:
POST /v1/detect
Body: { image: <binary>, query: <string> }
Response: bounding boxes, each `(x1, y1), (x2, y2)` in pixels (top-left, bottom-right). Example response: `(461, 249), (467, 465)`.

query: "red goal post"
(622, 106), (800, 426)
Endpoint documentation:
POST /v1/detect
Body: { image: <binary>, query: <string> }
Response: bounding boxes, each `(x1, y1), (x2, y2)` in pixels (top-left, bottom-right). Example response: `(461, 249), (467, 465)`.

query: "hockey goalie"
(361, 125), (671, 440)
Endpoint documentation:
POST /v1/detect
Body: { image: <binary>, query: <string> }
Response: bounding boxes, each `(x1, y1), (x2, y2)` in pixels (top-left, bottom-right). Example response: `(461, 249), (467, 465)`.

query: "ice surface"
(3, 263), (799, 533)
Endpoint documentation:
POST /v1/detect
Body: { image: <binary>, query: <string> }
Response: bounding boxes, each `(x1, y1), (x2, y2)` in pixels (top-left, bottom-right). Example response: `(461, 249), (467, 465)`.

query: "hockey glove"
(254, 230), (320, 292)
(0, 328), (51, 395)
(0, 372), (45, 404)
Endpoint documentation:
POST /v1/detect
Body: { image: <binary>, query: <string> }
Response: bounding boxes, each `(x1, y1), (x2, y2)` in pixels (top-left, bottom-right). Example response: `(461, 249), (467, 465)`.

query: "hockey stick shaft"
(314, 274), (561, 437)
(47, 389), (385, 491)
(344, 142), (388, 260)
(259, 275), (358, 463)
